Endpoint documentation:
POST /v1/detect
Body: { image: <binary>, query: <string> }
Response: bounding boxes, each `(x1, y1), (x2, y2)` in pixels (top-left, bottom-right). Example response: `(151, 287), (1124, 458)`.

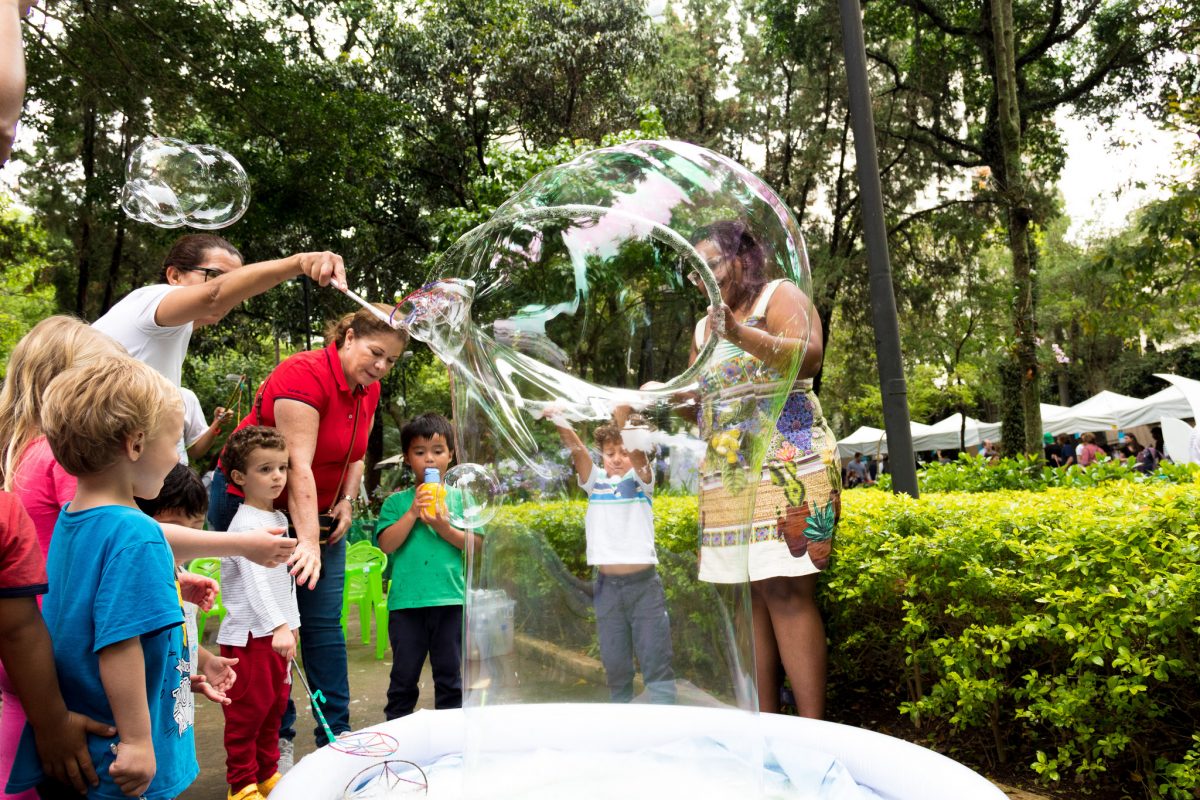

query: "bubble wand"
(290, 660), (338, 746)
(333, 282), (403, 329)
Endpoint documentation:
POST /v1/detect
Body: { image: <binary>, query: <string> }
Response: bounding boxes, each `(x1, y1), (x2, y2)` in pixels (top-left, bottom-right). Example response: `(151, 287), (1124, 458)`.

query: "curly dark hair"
(222, 425), (288, 481)
(593, 424), (622, 450)
(136, 463), (207, 519)
(691, 220), (767, 313)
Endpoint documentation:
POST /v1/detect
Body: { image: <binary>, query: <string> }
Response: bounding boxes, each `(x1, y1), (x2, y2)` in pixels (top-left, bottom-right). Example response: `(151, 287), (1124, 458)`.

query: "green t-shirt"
(375, 486), (467, 611)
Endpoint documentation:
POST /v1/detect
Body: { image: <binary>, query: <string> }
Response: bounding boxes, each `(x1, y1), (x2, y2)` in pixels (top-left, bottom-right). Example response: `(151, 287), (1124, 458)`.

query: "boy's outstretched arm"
(162, 524), (296, 567)
(99, 638), (155, 798)
(0, 597), (115, 793)
(554, 423), (594, 484)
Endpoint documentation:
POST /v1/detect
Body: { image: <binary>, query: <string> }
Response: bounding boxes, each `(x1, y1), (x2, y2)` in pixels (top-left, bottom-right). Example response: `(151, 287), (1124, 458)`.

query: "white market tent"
(836, 426), (887, 459)
(910, 413), (1001, 452)
(1040, 401), (1121, 436)
(1157, 373), (1200, 421)
(1119, 386), (1195, 428)
(1064, 389), (1141, 430)
(836, 375), (1199, 456)
(836, 422), (933, 459)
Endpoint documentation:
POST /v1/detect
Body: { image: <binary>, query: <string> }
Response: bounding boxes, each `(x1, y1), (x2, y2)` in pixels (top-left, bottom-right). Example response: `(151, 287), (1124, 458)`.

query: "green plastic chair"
(186, 557), (226, 643)
(341, 541), (388, 660)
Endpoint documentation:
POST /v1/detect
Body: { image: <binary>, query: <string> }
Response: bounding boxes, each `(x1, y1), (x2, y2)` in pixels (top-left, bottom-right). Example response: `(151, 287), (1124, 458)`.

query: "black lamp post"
(836, 0), (919, 498)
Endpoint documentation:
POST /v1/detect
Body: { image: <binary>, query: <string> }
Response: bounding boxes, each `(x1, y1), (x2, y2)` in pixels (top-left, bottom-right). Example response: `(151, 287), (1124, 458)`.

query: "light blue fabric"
(417, 736), (882, 799)
(7, 505), (197, 799)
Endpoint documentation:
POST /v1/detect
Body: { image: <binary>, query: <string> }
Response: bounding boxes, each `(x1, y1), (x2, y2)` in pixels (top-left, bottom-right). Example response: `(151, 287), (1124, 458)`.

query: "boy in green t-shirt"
(375, 413), (481, 719)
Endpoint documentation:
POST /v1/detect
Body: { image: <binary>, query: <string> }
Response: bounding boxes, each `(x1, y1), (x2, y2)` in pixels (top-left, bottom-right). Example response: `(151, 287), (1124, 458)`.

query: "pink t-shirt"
(9, 436), (76, 559)
(1078, 443), (1103, 467)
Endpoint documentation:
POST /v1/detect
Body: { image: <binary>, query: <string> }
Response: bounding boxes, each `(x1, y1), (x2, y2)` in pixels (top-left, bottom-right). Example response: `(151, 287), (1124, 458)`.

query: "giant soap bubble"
(119, 137), (250, 229)
(392, 140), (838, 797)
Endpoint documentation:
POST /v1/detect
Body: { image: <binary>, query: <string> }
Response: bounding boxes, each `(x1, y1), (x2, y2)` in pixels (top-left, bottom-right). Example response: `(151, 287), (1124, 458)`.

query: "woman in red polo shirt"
(209, 305), (406, 752)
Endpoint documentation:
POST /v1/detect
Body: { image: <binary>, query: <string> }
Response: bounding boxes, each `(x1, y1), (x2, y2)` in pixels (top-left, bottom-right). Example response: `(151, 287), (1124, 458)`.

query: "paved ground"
(179, 616), (425, 799)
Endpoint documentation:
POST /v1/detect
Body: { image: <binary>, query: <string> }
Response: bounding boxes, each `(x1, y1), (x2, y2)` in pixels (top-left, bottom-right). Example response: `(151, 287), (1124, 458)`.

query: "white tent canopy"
(836, 422), (934, 459)
(836, 376), (1199, 457)
(1065, 390), (1140, 430)
(1040, 401), (1121, 437)
(1119, 386), (1195, 428)
(910, 414), (1001, 452)
(836, 426), (887, 459)
(1157, 374), (1200, 421)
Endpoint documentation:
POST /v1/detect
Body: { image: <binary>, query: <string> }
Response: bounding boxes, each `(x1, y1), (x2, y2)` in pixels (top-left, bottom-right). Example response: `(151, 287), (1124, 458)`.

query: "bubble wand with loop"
(333, 282), (403, 330)
(290, 660), (338, 746)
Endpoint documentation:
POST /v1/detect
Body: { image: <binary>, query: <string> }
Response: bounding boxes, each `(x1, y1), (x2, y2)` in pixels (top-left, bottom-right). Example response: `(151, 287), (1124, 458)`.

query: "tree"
(0, 198), (61, 373)
(744, 0), (995, 412)
(861, 0), (1196, 454)
(635, 0), (739, 150)
(498, 0), (658, 147)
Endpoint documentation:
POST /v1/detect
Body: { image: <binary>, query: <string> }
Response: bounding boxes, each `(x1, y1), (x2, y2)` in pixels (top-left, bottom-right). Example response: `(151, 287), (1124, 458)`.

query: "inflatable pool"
(273, 704), (1006, 799)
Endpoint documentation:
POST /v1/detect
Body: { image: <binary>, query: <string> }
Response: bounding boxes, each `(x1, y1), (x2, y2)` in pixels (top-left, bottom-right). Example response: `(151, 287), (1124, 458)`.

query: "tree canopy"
(2, 0), (1197, 454)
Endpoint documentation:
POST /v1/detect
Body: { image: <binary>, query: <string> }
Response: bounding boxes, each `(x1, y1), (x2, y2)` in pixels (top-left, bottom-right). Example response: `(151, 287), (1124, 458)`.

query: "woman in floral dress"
(688, 220), (840, 718)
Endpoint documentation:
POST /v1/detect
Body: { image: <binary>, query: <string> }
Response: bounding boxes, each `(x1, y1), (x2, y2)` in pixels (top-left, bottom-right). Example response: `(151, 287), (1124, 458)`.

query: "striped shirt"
(216, 504), (300, 645)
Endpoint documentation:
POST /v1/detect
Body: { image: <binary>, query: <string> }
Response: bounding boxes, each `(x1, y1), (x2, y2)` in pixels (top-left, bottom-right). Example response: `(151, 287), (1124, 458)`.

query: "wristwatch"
(338, 495), (355, 506)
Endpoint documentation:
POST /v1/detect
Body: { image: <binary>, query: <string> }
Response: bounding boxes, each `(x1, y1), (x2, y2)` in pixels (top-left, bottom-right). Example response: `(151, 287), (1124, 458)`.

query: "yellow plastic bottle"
(422, 468), (447, 516)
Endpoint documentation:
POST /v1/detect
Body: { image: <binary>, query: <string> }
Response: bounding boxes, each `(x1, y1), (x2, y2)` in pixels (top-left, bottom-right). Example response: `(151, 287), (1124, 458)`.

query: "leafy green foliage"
(0, 200), (60, 375)
(829, 475), (1200, 795)
(488, 471), (1200, 792)
(874, 453), (1197, 494)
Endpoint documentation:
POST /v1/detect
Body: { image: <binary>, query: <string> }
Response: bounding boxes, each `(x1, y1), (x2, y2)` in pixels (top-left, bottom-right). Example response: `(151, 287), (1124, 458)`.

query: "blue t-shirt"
(7, 505), (197, 799)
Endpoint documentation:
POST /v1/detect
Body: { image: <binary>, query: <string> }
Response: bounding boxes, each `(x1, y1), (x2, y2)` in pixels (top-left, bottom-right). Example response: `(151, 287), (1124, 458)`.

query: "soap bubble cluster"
(119, 137), (250, 229)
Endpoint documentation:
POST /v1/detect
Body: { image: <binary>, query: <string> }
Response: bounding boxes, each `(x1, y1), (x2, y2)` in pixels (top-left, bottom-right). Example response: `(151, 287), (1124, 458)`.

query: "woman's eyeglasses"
(183, 266), (226, 282)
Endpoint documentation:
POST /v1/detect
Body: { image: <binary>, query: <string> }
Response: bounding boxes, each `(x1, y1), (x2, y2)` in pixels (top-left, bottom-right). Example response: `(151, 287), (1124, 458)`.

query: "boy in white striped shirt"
(216, 426), (299, 800)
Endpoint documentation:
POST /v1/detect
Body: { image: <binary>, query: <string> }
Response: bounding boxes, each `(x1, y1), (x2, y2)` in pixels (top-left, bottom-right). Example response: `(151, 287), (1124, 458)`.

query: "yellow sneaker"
(227, 784), (265, 800)
(258, 772), (283, 797)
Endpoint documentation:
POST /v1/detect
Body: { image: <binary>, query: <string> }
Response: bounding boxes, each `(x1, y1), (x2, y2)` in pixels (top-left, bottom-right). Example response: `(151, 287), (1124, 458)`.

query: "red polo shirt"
(225, 342), (380, 512)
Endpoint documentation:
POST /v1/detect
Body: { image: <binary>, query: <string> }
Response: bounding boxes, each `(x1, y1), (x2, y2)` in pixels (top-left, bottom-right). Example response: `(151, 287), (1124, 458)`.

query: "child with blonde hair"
(0, 315), (294, 569)
(0, 317), (293, 798)
(0, 316), (124, 799)
(0, 316), (123, 549)
(7, 355), (196, 798)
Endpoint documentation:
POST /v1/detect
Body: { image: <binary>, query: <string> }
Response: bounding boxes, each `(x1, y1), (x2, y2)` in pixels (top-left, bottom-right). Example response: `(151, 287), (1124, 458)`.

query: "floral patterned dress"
(694, 279), (841, 583)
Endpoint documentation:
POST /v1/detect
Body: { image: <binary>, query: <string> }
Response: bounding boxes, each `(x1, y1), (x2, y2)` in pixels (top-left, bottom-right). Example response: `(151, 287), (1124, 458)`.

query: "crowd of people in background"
(842, 426), (1175, 488)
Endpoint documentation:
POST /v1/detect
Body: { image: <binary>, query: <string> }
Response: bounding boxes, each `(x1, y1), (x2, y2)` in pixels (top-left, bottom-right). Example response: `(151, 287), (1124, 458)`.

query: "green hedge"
(489, 496), (735, 690)
(878, 453), (1196, 493)
(831, 476), (1200, 797)
(489, 470), (1200, 796)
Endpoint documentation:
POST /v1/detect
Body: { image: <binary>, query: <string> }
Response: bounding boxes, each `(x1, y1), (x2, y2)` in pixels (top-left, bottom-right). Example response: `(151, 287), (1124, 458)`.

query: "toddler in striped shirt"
(216, 426), (299, 800)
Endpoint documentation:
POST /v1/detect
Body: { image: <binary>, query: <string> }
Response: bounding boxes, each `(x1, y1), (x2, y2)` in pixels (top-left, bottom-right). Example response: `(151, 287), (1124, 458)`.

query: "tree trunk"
(102, 118), (131, 313)
(365, 387), (387, 499)
(1054, 326), (1071, 405)
(75, 100), (97, 317)
(989, 0), (1042, 456)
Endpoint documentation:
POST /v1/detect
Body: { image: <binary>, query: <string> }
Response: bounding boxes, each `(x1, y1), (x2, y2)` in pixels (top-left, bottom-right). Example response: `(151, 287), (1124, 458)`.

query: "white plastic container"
(467, 588), (515, 660)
